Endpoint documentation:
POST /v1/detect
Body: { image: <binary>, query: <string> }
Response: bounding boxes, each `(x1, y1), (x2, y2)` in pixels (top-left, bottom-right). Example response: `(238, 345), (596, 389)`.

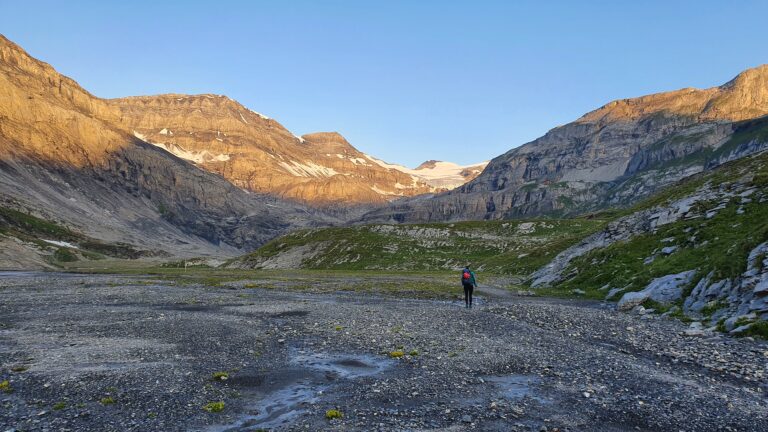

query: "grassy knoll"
(236, 218), (607, 275)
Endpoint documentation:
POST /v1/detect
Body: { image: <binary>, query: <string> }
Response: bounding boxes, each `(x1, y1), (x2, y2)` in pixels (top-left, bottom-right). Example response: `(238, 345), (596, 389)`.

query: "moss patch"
(0, 380), (12, 393)
(211, 371), (229, 381)
(325, 409), (343, 420)
(203, 401), (225, 413)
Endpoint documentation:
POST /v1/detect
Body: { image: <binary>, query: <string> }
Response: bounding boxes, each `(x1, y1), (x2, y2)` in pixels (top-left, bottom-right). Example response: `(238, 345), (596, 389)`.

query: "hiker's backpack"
(462, 270), (471, 281)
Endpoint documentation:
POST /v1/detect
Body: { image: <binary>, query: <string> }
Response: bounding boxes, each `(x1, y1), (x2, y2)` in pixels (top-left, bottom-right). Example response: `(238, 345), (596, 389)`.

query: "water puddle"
(292, 351), (391, 379)
(485, 374), (548, 403)
(210, 350), (393, 431)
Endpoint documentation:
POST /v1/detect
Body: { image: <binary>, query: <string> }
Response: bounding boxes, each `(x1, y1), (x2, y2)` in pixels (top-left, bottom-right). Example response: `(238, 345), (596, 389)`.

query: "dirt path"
(1, 273), (766, 431)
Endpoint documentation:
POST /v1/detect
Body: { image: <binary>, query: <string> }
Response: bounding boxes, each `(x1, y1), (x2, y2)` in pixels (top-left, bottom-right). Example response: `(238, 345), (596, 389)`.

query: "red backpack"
(462, 270), (471, 281)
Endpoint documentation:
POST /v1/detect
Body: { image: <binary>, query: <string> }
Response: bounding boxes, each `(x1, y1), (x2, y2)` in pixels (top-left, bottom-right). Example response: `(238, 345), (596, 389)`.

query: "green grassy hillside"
(234, 218), (607, 274)
(0, 205), (147, 266)
(537, 149), (768, 335)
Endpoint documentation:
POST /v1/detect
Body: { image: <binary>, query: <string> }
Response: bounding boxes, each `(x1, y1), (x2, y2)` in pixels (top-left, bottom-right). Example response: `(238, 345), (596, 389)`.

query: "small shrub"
(742, 320), (768, 339)
(409, 350), (419, 356)
(54, 247), (78, 262)
(203, 401), (225, 413)
(334, 325), (343, 331)
(0, 380), (12, 393)
(11, 365), (28, 373)
(212, 371), (229, 381)
(325, 409), (343, 420)
(100, 396), (115, 405)
(700, 300), (727, 317)
(641, 299), (672, 314)
(389, 351), (404, 358)
(52, 402), (67, 410)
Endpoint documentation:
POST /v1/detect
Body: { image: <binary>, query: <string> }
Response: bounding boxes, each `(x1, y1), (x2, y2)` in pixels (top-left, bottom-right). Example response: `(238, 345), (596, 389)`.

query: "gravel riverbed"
(0, 272), (766, 431)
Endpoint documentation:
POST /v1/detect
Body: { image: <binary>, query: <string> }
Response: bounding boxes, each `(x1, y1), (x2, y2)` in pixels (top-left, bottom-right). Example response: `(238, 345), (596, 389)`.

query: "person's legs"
(468, 286), (474, 307)
(463, 284), (470, 307)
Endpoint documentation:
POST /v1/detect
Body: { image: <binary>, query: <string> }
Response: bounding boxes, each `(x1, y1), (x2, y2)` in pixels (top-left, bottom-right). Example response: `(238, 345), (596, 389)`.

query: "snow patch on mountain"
(133, 131), (230, 164)
(247, 108), (270, 120)
(370, 185), (403, 196)
(364, 155), (488, 189)
(278, 160), (340, 178)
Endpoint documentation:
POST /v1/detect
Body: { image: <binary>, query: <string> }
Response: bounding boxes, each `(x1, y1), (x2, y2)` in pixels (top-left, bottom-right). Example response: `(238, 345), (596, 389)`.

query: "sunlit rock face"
(361, 65), (768, 223)
(0, 35), (339, 255)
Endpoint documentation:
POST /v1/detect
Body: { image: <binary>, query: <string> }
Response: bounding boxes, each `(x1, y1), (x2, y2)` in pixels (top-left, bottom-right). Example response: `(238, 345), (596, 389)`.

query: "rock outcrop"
(531, 150), (768, 331)
(616, 270), (696, 311)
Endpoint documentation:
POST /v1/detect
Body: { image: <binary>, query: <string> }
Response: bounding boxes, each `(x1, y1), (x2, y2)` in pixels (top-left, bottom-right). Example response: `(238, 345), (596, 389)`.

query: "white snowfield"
(370, 185), (403, 196)
(364, 155), (488, 189)
(334, 153), (372, 166)
(43, 240), (78, 249)
(278, 160), (340, 178)
(133, 131), (231, 164)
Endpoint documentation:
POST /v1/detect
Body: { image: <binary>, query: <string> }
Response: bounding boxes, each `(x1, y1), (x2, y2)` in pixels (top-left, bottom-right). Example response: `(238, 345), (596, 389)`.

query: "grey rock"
(618, 270), (695, 312)
(617, 291), (649, 311)
(661, 246), (678, 255)
(730, 323), (754, 334)
(605, 287), (623, 300)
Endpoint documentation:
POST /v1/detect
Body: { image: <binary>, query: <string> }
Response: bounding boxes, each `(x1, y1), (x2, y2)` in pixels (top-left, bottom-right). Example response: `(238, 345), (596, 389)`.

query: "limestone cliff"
(109, 97), (434, 204)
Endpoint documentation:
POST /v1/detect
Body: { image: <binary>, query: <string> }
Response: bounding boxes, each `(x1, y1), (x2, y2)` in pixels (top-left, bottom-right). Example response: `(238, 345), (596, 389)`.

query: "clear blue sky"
(2, 1), (767, 167)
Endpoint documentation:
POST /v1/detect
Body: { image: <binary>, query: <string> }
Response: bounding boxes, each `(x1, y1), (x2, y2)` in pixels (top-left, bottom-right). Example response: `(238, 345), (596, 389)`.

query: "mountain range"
(0, 34), (482, 262)
(1, 32), (768, 267)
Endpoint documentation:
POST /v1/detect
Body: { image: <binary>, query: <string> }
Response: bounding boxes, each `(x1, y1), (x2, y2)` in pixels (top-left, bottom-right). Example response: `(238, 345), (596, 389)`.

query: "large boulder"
(617, 270), (697, 311)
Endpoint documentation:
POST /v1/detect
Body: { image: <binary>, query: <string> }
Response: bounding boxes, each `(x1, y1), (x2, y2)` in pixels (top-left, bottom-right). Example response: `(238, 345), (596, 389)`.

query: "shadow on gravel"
(209, 350), (393, 431)
(269, 310), (310, 318)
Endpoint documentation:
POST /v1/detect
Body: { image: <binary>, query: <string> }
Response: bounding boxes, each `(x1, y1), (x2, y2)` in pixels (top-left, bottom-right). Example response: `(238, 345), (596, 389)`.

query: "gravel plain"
(1, 272), (767, 432)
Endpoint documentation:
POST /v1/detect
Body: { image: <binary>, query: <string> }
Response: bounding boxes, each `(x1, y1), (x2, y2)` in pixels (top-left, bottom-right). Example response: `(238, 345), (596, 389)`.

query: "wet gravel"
(0, 272), (767, 431)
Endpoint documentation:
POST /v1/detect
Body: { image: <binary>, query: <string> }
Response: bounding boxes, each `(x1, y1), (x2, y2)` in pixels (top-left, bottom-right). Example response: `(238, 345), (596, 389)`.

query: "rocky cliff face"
(1, 34), (471, 211)
(361, 65), (768, 223)
(110, 96), (434, 204)
(0, 35), (335, 256)
(530, 149), (768, 334)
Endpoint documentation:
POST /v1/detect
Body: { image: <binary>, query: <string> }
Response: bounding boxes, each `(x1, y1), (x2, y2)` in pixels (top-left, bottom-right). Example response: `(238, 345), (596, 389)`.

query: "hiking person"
(461, 265), (477, 308)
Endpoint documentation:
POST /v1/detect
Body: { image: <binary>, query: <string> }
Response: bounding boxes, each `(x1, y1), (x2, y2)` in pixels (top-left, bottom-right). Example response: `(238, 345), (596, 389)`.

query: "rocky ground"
(1, 272), (767, 432)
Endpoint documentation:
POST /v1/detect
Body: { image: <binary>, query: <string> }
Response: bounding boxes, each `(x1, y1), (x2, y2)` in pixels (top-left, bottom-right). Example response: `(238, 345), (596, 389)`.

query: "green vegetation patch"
(0, 206), (78, 240)
(211, 371), (229, 381)
(735, 320), (768, 339)
(546, 188), (768, 301)
(238, 218), (607, 276)
(203, 401), (225, 413)
(325, 409), (343, 420)
(54, 247), (78, 262)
